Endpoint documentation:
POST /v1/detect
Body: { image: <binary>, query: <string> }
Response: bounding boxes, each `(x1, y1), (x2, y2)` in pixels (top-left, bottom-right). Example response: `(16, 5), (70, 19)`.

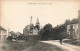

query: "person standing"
(59, 38), (62, 45)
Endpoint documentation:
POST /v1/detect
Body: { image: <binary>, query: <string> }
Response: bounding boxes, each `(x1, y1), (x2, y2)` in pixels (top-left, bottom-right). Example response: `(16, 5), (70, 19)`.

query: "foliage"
(17, 34), (27, 40)
(52, 24), (68, 40)
(35, 25), (40, 30)
(65, 19), (71, 25)
(70, 18), (78, 24)
(65, 18), (78, 25)
(9, 31), (15, 35)
(7, 36), (13, 41)
(39, 23), (53, 40)
(39, 23), (68, 40)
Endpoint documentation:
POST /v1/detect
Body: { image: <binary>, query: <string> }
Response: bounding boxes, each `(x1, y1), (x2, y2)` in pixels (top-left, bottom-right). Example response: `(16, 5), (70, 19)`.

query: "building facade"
(23, 25), (31, 35)
(0, 26), (7, 41)
(67, 23), (79, 39)
(67, 10), (80, 39)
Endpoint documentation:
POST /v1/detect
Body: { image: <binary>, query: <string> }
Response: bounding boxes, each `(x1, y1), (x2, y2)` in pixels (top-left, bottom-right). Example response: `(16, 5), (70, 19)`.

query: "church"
(23, 17), (41, 35)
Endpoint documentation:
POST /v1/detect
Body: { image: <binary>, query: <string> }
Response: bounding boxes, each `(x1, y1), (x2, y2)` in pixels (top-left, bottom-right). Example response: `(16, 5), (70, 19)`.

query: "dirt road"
(42, 40), (80, 51)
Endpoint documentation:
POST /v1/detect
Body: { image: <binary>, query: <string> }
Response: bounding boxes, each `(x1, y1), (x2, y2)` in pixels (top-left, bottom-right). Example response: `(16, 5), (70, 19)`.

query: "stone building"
(23, 25), (30, 35)
(0, 26), (7, 41)
(67, 10), (80, 39)
(67, 23), (79, 39)
(23, 18), (41, 35)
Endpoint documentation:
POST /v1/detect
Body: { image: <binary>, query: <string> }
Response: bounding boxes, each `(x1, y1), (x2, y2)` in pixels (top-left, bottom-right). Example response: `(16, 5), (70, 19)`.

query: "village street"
(0, 40), (80, 51)
(42, 40), (80, 51)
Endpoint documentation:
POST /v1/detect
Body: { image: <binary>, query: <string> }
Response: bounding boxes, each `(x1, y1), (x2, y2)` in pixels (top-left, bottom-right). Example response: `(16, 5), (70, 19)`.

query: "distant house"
(67, 23), (79, 39)
(0, 26), (7, 41)
(66, 10), (80, 40)
(67, 10), (80, 39)
(67, 13), (79, 39)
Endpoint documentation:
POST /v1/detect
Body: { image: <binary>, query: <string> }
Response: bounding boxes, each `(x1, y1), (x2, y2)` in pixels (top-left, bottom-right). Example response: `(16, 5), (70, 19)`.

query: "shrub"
(7, 36), (13, 41)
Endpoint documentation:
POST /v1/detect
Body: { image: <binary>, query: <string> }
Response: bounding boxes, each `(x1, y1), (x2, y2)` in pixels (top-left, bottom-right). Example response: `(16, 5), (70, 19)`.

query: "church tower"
(35, 17), (40, 30)
(36, 17), (40, 26)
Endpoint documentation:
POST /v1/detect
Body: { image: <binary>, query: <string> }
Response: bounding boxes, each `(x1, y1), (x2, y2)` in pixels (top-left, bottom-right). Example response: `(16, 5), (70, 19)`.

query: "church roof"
(0, 26), (7, 31)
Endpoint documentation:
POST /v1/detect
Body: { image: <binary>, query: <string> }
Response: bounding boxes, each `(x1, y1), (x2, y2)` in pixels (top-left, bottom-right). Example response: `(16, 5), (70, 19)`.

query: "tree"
(51, 24), (68, 40)
(65, 19), (70, 25)
(65, 18), (78, 25)
(35, 25), (40, 30)
(42, 23), (52, 40)
(7, 36), (13, 41)
(17, 34), (27, 40)
(70, 18), (78, 24)
(38, 29), (45, 40)
(9, 31), (15, 36)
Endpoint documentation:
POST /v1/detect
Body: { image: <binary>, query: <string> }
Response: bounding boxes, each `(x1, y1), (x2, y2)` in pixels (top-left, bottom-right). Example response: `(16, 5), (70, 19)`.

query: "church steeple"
(36, 17), (40, 25)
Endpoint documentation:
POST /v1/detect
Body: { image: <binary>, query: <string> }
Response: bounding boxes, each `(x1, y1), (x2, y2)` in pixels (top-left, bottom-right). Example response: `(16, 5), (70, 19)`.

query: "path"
(41, 40), (80, 51)
(0, 41), (9, 51)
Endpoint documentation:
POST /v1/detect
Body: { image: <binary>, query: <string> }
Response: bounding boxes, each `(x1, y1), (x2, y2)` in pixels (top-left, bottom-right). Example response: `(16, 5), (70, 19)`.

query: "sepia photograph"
(0, 0), (80, 51)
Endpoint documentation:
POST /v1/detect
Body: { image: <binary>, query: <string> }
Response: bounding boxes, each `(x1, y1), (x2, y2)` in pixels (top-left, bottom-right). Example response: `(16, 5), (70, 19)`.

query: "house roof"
(0, 26), (7, 31)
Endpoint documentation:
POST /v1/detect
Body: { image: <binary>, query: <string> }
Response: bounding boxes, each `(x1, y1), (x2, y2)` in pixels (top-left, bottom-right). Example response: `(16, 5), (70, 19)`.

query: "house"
(67, 23), (79, 39)
(0, 26), (7, 41)
(67, 10), (80, 39)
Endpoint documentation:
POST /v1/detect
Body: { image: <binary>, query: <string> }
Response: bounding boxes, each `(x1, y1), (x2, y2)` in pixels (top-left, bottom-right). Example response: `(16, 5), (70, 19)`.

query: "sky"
(1, 0), (80, 33)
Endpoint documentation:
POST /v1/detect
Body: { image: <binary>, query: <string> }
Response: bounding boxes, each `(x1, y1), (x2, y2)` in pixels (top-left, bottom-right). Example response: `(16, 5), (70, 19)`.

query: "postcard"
(0, 0), (80, 51)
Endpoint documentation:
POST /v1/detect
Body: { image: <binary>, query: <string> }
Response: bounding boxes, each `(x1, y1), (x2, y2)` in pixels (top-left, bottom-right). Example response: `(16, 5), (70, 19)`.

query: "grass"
(63, 39), (80, 46)
(5, 41), (37, 51)
(4, 40), (64, 51)
(25, 42), (64, 51)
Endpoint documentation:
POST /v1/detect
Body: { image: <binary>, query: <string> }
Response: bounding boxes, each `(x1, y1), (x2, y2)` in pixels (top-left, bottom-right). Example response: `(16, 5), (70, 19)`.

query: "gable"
(0, 26), (6, 31)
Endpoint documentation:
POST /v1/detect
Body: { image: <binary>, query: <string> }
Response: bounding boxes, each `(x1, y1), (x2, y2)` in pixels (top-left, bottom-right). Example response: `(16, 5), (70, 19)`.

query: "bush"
(59, 32), (68, 39)
(7, 36), (13, 41)
(17, 34), (27, 40)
